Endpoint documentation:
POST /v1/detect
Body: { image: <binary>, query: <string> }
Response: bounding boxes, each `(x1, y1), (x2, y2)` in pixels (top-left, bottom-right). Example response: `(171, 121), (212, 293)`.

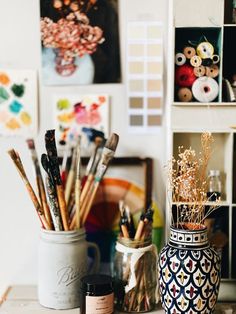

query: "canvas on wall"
(0, 70), (38, 136)
(53, 94), (109, 151)
(40, 0), (121, 85)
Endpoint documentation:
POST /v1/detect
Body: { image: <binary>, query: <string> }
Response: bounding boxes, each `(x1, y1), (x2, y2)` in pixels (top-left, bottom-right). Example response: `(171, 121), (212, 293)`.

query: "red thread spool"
(175, 65), (196, 87)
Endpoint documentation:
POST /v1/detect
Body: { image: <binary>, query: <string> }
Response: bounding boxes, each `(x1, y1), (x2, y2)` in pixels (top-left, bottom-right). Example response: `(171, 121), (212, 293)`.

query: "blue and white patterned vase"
(158, 225), (221, 314)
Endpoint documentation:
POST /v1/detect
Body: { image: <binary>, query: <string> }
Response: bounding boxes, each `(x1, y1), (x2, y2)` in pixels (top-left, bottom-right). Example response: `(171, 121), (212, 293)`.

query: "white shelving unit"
(167, 0), (236, 301)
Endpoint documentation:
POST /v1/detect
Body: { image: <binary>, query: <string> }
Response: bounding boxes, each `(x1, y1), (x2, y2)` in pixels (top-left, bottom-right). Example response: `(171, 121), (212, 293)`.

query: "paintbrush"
(119, 200), (129, 238)
(79, 136), (104, 207)
(75, 145), (81, 229)
(41, 154), (63, 231)
(134, 208), (154, 240)
(8, 149), (50, 230)
(65, 146), (77, 205)
(79, 133), (119, 227)
(45, 129), (69, 230)
(69, 137), (103, 230)
(26, 139), (53, 229)
(61, 144), (70, 187)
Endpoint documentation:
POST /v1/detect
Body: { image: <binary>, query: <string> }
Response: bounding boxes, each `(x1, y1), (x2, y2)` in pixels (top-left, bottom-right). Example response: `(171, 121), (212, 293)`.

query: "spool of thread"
(192, 76), (219, 102)
(175, 64), (196, 87)
(212, 54), (220, 64)
(194, 65), (205, 77)
(202, 58), (213, 66)
(205, 64), (219, 78)
(178, 87), (193, 102)
(175, 53), (186, 66)
(183, 46), (196, 59)
(196, 42), (214, 59)
(190, 55), (202, 67)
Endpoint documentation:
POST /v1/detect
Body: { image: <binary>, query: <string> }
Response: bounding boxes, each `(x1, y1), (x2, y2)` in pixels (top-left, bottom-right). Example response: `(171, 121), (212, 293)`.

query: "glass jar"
(207, 169), (222, 201)
(80, 274), (114, 314)
(38, 229), (100, 310)
(113, 236), (158, 312)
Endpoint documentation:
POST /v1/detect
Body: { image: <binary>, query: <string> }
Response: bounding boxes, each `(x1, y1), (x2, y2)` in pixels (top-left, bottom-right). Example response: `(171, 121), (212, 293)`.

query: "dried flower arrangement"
(168, 132), (219, 229)
(40, 0), (104, 63)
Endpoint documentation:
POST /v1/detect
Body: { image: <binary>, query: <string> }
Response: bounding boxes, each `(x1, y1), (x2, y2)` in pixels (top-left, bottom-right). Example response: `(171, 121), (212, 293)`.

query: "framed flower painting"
(40, 0), (121, 85)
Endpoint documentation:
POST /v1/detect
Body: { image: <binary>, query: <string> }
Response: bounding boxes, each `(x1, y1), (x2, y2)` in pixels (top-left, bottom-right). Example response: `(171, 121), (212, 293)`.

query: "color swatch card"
(127, 21), (163, 133)
(53, 94), (109, 151)
(0, 70), (38, 136)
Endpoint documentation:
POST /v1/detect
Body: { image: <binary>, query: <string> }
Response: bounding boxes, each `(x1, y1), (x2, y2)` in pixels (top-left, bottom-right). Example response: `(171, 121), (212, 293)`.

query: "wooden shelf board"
(173, 102), (236, 107)
(224, 24), (236, 27)
(172, 201), (230, 206)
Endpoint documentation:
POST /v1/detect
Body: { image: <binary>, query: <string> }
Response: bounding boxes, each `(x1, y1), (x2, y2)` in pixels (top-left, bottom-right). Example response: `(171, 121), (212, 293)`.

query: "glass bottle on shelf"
(207, 170), (222, 201)
(233, 0), (236, 24)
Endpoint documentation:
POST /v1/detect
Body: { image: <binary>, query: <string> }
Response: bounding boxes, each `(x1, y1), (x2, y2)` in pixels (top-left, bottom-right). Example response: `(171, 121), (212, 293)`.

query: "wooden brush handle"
(121, 224), (130, 238)
(65, 169), (75, 204)
(81, 181), (99, 226)
(80, 174), (94, 205)
(134, 220), (145, 240)
(38, 177), (53, 229)
(75, 179), (81, 229)
(69, 177), (93, 230)
(56, 185), (69, 231)
(25, 181), (50, 230)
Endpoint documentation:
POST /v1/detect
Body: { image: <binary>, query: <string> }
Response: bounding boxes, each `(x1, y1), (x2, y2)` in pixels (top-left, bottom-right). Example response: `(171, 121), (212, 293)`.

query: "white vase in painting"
(41, 47), (95, 85)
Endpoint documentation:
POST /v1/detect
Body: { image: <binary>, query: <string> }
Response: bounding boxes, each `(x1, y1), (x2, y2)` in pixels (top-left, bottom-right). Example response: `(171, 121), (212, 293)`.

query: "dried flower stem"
(168, 133), (219, 228)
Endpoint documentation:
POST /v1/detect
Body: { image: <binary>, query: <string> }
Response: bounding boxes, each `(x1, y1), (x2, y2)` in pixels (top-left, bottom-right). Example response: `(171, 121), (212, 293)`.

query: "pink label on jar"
(85, 293), (114, 314)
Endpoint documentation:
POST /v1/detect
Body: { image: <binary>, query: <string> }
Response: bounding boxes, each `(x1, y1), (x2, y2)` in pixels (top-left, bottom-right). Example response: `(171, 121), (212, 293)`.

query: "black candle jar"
(80, 274), (114, 314)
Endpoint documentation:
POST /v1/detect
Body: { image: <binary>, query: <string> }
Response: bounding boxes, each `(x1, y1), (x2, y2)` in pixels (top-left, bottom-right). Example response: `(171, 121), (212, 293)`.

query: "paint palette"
(127, 21), (163, 133)
(53, 94), (109, 151)
(0, 70), (37, 136)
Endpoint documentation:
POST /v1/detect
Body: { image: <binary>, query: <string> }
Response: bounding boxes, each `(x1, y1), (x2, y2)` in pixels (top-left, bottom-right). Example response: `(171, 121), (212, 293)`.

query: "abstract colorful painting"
(0, 70), (37, 136)
(40, 0), (121, 85)
(53, 94), (109, 150)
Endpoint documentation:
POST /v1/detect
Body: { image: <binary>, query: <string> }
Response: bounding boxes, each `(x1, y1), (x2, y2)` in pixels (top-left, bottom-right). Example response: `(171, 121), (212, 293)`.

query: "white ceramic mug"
(38, 228), (100, 310)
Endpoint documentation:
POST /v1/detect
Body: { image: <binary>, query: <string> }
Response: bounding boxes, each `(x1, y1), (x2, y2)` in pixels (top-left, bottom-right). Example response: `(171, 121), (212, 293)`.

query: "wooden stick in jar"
(8, 149), (51, 230)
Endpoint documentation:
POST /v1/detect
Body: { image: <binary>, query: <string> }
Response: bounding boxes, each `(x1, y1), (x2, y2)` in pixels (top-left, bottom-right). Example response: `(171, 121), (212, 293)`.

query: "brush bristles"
(94, 136), (104, 147)
(8, 149), (26, 177)
(26, 139), (35, 150)
(8, 149), (18, 160)
(105, 133), (119, 152)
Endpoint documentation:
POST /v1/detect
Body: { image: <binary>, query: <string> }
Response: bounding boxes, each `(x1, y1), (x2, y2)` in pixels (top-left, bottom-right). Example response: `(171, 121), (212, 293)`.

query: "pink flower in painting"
(74, 102), (88, 124)
(40, 11), (105, 62)
(73, 101), (101, 125)
(86, 103), (101, 125)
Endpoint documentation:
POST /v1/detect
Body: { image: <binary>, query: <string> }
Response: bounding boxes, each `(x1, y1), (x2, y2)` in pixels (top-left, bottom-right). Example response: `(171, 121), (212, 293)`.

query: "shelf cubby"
(174, 27), (222, 103)
(173, 132), (231, 202)
(222, 26), (236, 102)
(232, 207), (236, 278)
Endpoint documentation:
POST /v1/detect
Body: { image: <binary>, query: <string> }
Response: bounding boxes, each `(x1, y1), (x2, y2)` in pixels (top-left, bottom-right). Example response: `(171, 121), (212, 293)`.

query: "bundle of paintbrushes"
(8, 129), (119, 231)
(114, 207), (157, 312)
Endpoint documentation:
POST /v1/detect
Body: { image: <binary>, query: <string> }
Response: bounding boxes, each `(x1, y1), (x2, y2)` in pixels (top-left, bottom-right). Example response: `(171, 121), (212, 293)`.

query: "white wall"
(0, 0), (168, 291)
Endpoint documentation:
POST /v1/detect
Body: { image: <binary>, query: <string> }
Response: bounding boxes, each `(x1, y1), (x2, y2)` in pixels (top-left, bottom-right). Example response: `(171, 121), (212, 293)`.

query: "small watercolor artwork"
(53, 94), (109, 150)
(0, 70), (37, 136)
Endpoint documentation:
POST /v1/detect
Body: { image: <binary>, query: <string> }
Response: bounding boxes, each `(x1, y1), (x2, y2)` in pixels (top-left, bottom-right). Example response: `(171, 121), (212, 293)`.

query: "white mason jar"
(38, 228), (100, 310)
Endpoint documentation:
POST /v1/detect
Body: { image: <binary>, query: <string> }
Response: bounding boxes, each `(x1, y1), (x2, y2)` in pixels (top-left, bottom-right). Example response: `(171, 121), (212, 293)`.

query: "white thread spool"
(175, 53), (186, 66)
(192, 77), (219, 102)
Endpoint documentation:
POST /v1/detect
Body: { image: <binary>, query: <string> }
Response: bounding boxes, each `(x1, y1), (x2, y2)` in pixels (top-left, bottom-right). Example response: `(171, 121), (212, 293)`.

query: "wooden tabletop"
(0, 286), (164, 314)
(1, 286), (236, 314)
